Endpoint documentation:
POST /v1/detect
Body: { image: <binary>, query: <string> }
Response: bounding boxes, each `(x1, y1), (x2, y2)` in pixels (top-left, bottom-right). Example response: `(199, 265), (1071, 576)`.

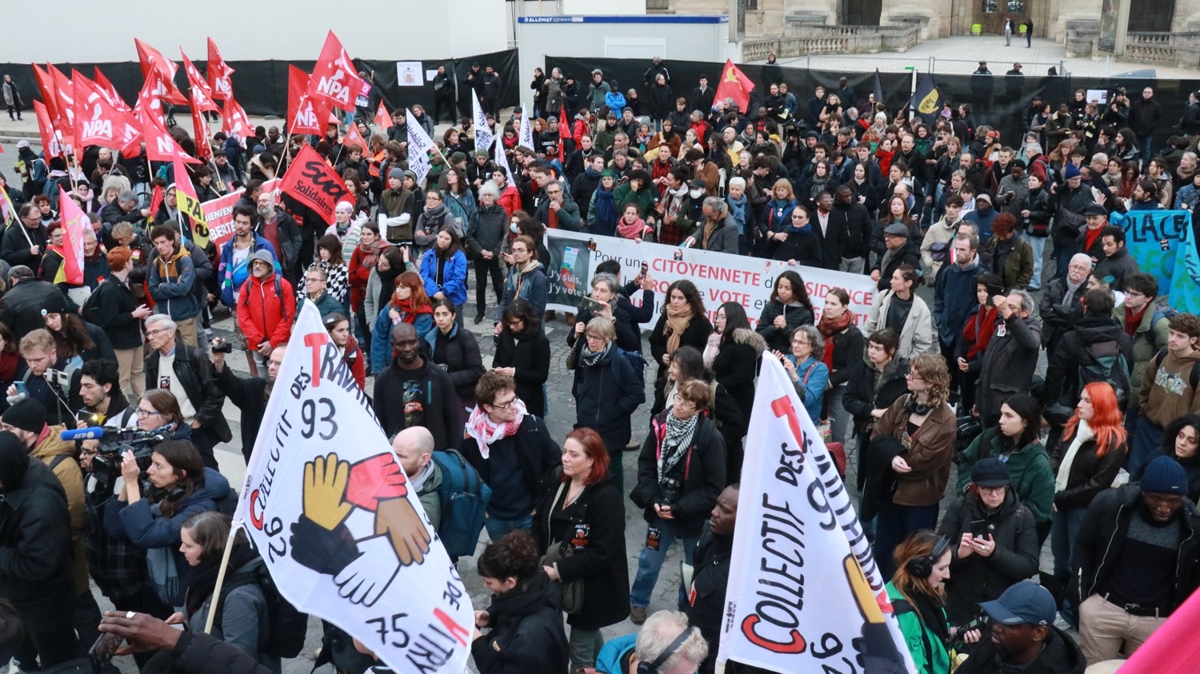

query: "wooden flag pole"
(202, 528), (240, 634)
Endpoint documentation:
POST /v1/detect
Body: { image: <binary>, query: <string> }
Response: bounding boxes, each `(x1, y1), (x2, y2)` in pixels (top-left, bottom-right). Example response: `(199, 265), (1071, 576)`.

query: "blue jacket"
(149, 244), (199, 320)
(605, 91), (626, 111)
(371, 307), (434, 373)
(496, 263), (549, 323)
(964, 206), (998, 242)
(419, 249), (469, 307)
(786, 355), (829, 423)
(218, 235), (277, 307)
(934, 257), (984, 345)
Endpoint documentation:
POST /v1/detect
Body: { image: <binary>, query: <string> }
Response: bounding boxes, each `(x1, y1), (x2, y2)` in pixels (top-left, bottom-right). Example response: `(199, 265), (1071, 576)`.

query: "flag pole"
(202, 527), (241, 634)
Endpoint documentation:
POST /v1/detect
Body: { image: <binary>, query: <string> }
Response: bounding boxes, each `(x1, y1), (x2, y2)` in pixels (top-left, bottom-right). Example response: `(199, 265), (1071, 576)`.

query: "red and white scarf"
(464, 399), (528, 458)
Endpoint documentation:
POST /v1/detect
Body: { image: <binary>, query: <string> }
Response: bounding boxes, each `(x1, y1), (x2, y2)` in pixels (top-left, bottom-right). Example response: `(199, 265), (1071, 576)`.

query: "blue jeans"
(1023, 233), (1047, 288)
(1053, 238), (1079, 280)
(630, 516), (697, 609)
(1051, 506), (1087, 578)
(1129, 416), (1165, 479)
(1138, 135), (1154, 170)
(485, 514), (533, 541)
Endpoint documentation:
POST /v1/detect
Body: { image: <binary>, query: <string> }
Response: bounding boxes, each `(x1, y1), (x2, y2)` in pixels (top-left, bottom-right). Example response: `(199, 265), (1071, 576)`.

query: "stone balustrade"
(744, 18), (922, 57)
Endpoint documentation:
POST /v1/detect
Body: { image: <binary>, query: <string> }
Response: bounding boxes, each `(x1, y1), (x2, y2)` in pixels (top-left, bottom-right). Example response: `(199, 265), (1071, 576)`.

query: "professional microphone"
(60, 427), (110, 441)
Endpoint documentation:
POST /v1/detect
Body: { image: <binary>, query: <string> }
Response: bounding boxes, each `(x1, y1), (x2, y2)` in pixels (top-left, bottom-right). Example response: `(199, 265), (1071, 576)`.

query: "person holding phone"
(937, 458), (1039, 626)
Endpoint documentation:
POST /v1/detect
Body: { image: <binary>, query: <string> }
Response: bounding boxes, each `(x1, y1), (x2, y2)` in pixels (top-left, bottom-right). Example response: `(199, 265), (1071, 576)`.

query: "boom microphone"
(60, 427), (110, 441)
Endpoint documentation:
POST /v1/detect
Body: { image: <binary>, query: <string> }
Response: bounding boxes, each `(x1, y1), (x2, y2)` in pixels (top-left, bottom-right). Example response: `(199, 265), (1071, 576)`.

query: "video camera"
(62, 427), (165, 496)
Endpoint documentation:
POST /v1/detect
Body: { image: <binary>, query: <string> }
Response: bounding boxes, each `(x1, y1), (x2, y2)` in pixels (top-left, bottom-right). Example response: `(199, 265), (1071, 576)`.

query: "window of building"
(647, 0), (670, 9)
(982, 0), (998, 13)
(1006, 0), (1025, 12)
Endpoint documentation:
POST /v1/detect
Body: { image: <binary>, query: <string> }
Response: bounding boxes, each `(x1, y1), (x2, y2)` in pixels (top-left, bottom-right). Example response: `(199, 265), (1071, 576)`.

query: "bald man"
(391, 427), (442, 526)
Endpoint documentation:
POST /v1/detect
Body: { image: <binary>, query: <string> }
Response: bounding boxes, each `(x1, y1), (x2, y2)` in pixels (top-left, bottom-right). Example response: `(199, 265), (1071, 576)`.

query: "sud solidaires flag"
(405, 109), (437, 187)
(910, 73), (940, 124)
(518, 113), (534, 153)
(281, 144), (350, 224)
(1120, 586), (1200, 673)
(307, 31), (364, 112)
(207, 38), (235, 101)
(718, 354), (915, 674)
(471, 90), (492, 155)
(714, 59), (754, 113)
(55, 189), (86, 286)
(235, 301), (472, 674)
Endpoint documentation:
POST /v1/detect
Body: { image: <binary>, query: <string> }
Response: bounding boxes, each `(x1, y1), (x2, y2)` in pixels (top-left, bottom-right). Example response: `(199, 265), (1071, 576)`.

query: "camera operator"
(77, 358), (137, 431)
(143, 315), (230, 470)
(6, 328), (78, 426)
(209, 338), (285, 464)
(0, 398), (104, 661)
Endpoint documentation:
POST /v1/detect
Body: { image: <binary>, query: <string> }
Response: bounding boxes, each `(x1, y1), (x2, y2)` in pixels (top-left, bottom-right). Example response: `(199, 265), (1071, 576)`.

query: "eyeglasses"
(136, 408), (161, 418)
(145, 328), (173, 337)
(304, 277), (324, 284)
(489, 397), (518, 410)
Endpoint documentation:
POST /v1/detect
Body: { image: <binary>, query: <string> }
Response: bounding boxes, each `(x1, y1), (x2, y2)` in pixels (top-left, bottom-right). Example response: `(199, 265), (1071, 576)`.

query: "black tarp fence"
(0, 49), (518, 122)
(547, 55), (1197, 151)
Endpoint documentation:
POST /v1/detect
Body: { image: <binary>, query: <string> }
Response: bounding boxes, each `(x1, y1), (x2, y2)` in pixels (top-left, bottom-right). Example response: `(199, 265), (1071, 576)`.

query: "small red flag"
(135, 38), (188, 105)
(93, 67), (129, 112)
(149, 184), (164, 218)
(73, 70), (128, 149)
(33, 100), (61, 159)
(343, 122), (368, 155)
(375, 100), (392, 130)
(220, 97), (253, 145)
(559, 103), (568, 163)
(713, 59), (756, 113)
(56, 190), (87, 286)
(280, 144), (351, 224)
(48, 64), (77, 150)
(306, 31), (364, 112)
(31, 64), (60, 128)
(181, 51), (219, 114)
(191, 102), (212, 163)
(207, 38), (235, 101)
(288, 66), (328, 136)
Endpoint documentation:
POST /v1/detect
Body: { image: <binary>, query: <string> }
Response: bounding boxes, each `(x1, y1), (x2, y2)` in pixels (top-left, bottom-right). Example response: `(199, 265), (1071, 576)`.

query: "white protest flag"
(472, 90), (493, 155)
(493, 128), (512, 180)
(518, 112), (534, 151)
(234, 301), (473, 674)
(718, 354), (915, 673)
(405, 108), (435, 187)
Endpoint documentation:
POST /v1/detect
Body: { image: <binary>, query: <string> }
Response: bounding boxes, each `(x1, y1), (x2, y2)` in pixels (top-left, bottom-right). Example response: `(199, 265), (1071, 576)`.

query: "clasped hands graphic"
(291, 452), (433, 607)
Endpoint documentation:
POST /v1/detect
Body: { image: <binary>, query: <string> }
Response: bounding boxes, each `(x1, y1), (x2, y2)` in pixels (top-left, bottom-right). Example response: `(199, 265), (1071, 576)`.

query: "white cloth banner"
(406, 108), (436, 187)
(472, 90), (493, 155)
(543, 229), (877, 328)
(717, 355), (916, 673)
(235, 301), (473, 674)
(493, 129), (512, 179)
(518, 113), (534, 152)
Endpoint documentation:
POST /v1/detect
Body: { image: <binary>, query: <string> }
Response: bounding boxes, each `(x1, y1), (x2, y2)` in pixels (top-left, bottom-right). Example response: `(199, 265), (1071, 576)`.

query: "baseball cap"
(16, 140), (31, 149)
(979, 581), (1057, 626)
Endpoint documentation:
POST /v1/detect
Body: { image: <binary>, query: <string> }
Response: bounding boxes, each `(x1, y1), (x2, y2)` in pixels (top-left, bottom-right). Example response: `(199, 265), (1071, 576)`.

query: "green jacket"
(1113, 303), (1172, 391)
(885, 582), (951, 674)
(300, 290), (343, 320)
(955, 428), (1055, 524)
(416, 461), (443, 529)
(613, 183), (657, 218)
(982, 235), (1035, 290)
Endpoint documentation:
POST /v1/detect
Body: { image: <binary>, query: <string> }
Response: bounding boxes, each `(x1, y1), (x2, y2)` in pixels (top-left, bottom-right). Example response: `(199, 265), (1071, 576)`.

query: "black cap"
(1083, 204), (1108, 217)
(971, 458), (1011, 488)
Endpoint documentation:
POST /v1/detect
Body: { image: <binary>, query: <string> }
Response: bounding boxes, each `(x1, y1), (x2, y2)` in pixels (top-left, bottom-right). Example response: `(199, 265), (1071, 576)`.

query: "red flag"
(207, 38), (235, 101)
(714, 59), (756, 113)
(116, 108), (143, 159)
(148, 184), (164, 217)
(142, 112), (198, 163)
(181, 51), (218, 114)
(73, 70), (128, 149)
(31, 64), (60, 128)
(1119, 586), (1200, 673)
(559, 103), (568, 163)
(374, 100), (392, 130)
(280, 144), (351, 224)
(93, 67), (129, 112)
(33, 100), (61, 158)
(56, 190), (87, 286)
(191, 102), (212, 163)
(48, 64), (76, 151)
(288, 66), (328, 136)
(135, 38), (188, 105)
(343, 122), (368, 155)
(172, 146), (210, 246)
(220, 96), (253, 145)
(306, 31), (364, 112)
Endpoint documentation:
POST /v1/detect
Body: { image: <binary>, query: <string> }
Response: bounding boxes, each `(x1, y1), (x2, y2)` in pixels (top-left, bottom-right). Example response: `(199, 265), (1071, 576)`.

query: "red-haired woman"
(370, 271), (433, 373)
(534, 428), (629, 673)
(1050, 382), (1127, 596)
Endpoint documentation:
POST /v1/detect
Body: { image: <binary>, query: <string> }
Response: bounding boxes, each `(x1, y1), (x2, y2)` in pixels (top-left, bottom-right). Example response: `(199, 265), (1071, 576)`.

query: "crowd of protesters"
(1, 52), (1200, 674)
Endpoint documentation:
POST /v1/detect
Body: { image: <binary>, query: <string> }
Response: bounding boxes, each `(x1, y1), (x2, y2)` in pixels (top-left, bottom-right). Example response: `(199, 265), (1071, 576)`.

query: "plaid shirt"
(85, 478), (152, 601)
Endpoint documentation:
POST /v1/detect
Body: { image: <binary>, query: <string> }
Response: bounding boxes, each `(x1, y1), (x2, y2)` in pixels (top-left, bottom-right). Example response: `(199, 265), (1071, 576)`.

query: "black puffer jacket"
(1054, 433), (1126, 511)
(0, 437), (72, 606)
(84, 276), (143, 350)
(1043, 315), (1134, 411)
(570, 344), (646, 450)
(825, 322), (865, 388)
(492, 325), (551, 416)
(844, 357), (911, 434)
(534, 473), (629, 631)
(471, 572), (570, 674)
(937, 489), (1039, 624)
(424, 324), (485, 402)
(711, 328), (766, 427)
(755, 301), (815, 353)
(467, 203), (508, 256)
(631, 411), (726, 537)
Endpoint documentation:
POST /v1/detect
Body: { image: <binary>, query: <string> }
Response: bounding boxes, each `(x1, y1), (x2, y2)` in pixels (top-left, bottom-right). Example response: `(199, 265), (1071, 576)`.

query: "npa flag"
(72, 71), (127, 149)
(93, 68), (130, 112)
(714, 59), (755, 113)
(142, 112), (198, 163)
(518, 113), (534, 152)
(234, 301), (472, 674)
(221, 96), (254, 146)
(207, 38), (235, 101)
(910, 73), (941, 123)
(135, 38), (188, 105)
(874, 69), (885, 105)
(288, 66), (328, 136)
(471, 90), (492, 154)
(55, 189), (87, 286)
(48, 65), (77, 151)
(718, 354), (914, 673)
(32, 64), (59, 126)
(33, 100), (63, 158)
(181, 51), (219, 114)
(307, 31), (364, 112)
(191, 101), (212, 163)
(280, 144), (351, 224)
(405, 109), (437, 187)
(374, 101), (393, 130)
(1120, 585), (1200, 673)
(173, 147), (208, 246)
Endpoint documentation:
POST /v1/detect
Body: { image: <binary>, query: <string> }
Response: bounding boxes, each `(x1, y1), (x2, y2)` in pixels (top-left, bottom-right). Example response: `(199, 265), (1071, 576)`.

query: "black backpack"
(214, 561), (309, 659)
(1077, 338), (1131, 409)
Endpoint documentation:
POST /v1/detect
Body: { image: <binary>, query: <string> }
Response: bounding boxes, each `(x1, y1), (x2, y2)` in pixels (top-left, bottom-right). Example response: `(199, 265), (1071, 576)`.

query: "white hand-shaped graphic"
(333, 535), (400, 607)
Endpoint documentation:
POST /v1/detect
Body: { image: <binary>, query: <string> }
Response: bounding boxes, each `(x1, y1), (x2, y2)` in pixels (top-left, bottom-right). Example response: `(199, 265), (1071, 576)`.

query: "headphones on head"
(637, 626), (697, 674)
(905, 535), (952, 579)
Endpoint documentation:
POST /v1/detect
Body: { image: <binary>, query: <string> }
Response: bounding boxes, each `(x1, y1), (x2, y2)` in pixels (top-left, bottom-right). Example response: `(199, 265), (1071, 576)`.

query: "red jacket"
(498, 183), (522, 218)
(344, 334), (366, 390)
(237, 272), (295, 348)
(348, 242), (389, 309)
